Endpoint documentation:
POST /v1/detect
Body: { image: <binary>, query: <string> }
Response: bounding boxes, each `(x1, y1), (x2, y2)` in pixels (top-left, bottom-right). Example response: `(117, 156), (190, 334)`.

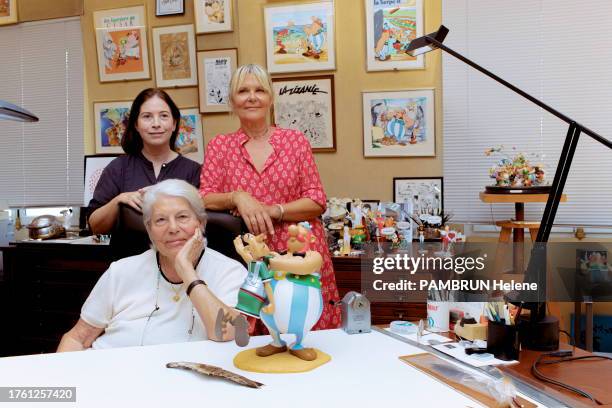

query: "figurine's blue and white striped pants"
(260, 278), (323, 350)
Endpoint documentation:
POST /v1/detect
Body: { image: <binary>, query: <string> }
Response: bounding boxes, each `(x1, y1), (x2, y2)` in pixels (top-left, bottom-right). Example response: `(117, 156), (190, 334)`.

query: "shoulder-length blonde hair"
(228, 64), (274, 111)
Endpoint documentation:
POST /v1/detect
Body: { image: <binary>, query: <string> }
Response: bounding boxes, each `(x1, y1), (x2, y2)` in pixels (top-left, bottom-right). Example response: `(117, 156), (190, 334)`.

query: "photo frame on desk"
(197, 48), (237, 113)
(271, 75), (336, 152)
(83, 154), (120, 206)
(194, 0), (232, 33)
(393, 177), (443, 215)
(0, 0), (18, 25)
(152, 24), (197, 88)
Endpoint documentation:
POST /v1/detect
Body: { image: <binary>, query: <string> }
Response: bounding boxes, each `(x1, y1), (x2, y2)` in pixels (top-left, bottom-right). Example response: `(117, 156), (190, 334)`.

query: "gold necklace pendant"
(172, 294), (180, 302)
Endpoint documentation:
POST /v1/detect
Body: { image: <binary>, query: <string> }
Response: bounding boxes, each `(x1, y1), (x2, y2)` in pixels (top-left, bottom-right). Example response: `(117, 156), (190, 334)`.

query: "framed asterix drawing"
(196, 48), (237, 113)
(364, 0), (424, 71)
(393, 177), (443, 216)
(94, 100), (132, 154)
(271, 75), (336, 152)
(152, 24), (197, 88)
(194, 0), (232, 33)
(156, 0), (184, 16)
(264, 1), (336, 74)
(176, 108), (204, 163)
(93, 6), (150, 82)
(362, 88), (435, 157)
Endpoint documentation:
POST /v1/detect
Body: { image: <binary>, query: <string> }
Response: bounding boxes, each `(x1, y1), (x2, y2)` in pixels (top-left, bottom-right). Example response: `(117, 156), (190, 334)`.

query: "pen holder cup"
(486, 320), (520, 361)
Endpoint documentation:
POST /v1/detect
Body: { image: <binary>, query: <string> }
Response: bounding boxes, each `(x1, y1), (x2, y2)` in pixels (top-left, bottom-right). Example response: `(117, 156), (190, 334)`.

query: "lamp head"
(0, 100), (39, 122)
(407, 25), (449, 57)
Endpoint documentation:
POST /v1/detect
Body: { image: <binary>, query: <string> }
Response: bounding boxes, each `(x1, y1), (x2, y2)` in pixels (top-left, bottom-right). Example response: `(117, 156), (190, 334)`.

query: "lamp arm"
(427, 37), (612, 150)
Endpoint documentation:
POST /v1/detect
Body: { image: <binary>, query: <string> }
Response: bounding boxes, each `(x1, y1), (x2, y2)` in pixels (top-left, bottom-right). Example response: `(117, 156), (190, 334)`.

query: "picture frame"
(194, 0), (232, 34)
(271, 75), (336, 152)
(364, 0), (424, 71)
(196, 48), (237, 113)
(0, 0), (18, 26)
(176, 108), (204, 163)
(152, 24), (197, 88)
(263, 1), (336, 74)
(83, 154), (120, 206)
(93, 6), (150, 82)
(362, 88), (435, 157)
(93, 101), (132, 154)
(156, 0), (184, 16)
(393, 177), (443, 216)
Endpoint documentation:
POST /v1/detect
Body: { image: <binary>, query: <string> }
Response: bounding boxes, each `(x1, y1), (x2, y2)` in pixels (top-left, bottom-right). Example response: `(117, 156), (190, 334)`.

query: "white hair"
(142, 179), (207, 232)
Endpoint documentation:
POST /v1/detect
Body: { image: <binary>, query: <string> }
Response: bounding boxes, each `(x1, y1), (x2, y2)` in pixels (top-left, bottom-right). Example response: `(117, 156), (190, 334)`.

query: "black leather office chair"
(112, 204), (246, 264)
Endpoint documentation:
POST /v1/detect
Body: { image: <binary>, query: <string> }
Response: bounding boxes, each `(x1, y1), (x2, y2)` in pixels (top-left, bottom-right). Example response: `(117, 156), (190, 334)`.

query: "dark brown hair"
(121, 88), (181, 155)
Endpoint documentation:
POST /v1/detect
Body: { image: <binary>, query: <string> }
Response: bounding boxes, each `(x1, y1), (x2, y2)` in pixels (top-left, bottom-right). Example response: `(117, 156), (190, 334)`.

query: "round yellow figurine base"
(233, 348), (331, 373)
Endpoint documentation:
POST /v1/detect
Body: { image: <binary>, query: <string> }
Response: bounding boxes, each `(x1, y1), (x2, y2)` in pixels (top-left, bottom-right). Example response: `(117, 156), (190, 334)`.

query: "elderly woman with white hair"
(58, 179), (249, 351)
(199, 63), (341, 333)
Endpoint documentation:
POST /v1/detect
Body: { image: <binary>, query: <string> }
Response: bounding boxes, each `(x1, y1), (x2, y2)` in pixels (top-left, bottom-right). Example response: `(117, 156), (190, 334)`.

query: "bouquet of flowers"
(485, 146), (546, 188)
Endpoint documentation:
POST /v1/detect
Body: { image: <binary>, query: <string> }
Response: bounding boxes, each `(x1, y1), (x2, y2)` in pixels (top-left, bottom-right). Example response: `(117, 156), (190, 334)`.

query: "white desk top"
(0, 329), (540, 407)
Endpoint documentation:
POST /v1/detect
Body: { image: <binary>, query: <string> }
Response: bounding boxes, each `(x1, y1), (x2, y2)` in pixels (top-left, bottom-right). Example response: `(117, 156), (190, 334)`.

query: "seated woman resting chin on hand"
(57, 179), (248, 352)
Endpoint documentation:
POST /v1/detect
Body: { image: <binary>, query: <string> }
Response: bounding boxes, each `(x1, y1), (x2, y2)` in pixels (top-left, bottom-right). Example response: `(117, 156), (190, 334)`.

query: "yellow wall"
(82, 0), (443, 201)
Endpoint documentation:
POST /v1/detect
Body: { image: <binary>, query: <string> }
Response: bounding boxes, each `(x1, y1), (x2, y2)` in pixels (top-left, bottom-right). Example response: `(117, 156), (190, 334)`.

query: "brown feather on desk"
(166, 362), (264, 389)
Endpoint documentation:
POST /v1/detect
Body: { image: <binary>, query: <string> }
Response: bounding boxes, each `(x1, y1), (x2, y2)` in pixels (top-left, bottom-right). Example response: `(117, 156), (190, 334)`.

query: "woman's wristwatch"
(186, 279), (206, 297)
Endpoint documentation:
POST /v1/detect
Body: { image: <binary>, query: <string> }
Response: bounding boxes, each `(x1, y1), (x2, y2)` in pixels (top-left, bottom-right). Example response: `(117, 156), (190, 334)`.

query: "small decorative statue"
(233, 222), (324, 361)
(233, 233), (276, 318)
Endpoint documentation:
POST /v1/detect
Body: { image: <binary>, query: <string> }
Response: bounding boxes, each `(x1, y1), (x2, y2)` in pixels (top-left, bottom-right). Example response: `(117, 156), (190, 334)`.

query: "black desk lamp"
(0, 100), (39, 122)
(408, 25), (612, 350)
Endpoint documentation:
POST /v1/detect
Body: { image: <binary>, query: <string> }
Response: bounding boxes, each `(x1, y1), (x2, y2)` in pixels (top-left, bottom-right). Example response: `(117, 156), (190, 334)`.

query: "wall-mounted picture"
(94, 101), (132, 154)
(271, 75), (336, 152)
(393, 177), (443, 216)
(194, 0), (232, 33)
(362, 89), (435, 157)
(176, 108), (204, 163)
(94, 6), (150, 82)
(196, 48), (237, 113)
(0, 0), (18, 25)
(156, 0), (184, 16)
(152, 24), (197, 88)
(93, 5), (146, 29)
(84, 154), (120, 206)
(264, 1), (336, 74)
(365, 0), (423, 71)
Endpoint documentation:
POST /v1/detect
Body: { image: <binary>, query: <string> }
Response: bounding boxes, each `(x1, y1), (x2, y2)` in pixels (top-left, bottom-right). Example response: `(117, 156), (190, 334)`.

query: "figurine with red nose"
(256, 222), (324, 361)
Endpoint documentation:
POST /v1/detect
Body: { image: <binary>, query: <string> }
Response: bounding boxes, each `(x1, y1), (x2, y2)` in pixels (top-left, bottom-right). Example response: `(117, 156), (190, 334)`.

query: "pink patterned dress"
(199, 127), (341, 332)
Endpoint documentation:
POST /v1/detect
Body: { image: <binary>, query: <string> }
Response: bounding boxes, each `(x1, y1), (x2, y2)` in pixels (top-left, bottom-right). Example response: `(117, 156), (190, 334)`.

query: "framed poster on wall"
(364, 0), (424, 71)
(152, 24), (197, 88)
(271, 75), (336, 152)
(196, 48), (237, 113)
(263, 1), (336, 74)
(362, 88), (435, 157)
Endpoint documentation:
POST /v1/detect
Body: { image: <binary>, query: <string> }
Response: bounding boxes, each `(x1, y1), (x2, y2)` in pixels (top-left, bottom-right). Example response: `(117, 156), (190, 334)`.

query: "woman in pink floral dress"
(199, 64), (341, 332)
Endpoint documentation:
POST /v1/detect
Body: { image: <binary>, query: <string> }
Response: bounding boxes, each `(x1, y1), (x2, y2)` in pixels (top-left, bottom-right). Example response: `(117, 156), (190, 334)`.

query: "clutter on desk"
(431, 341), (519, 368)
(166, 362), (264, 389)
(400, 353), (531, 408)
(323, 197), (462, 256)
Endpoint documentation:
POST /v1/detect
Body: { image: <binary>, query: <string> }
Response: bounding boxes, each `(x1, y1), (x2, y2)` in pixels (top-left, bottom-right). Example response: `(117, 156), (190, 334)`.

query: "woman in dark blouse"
(88, 88), (201, 257)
